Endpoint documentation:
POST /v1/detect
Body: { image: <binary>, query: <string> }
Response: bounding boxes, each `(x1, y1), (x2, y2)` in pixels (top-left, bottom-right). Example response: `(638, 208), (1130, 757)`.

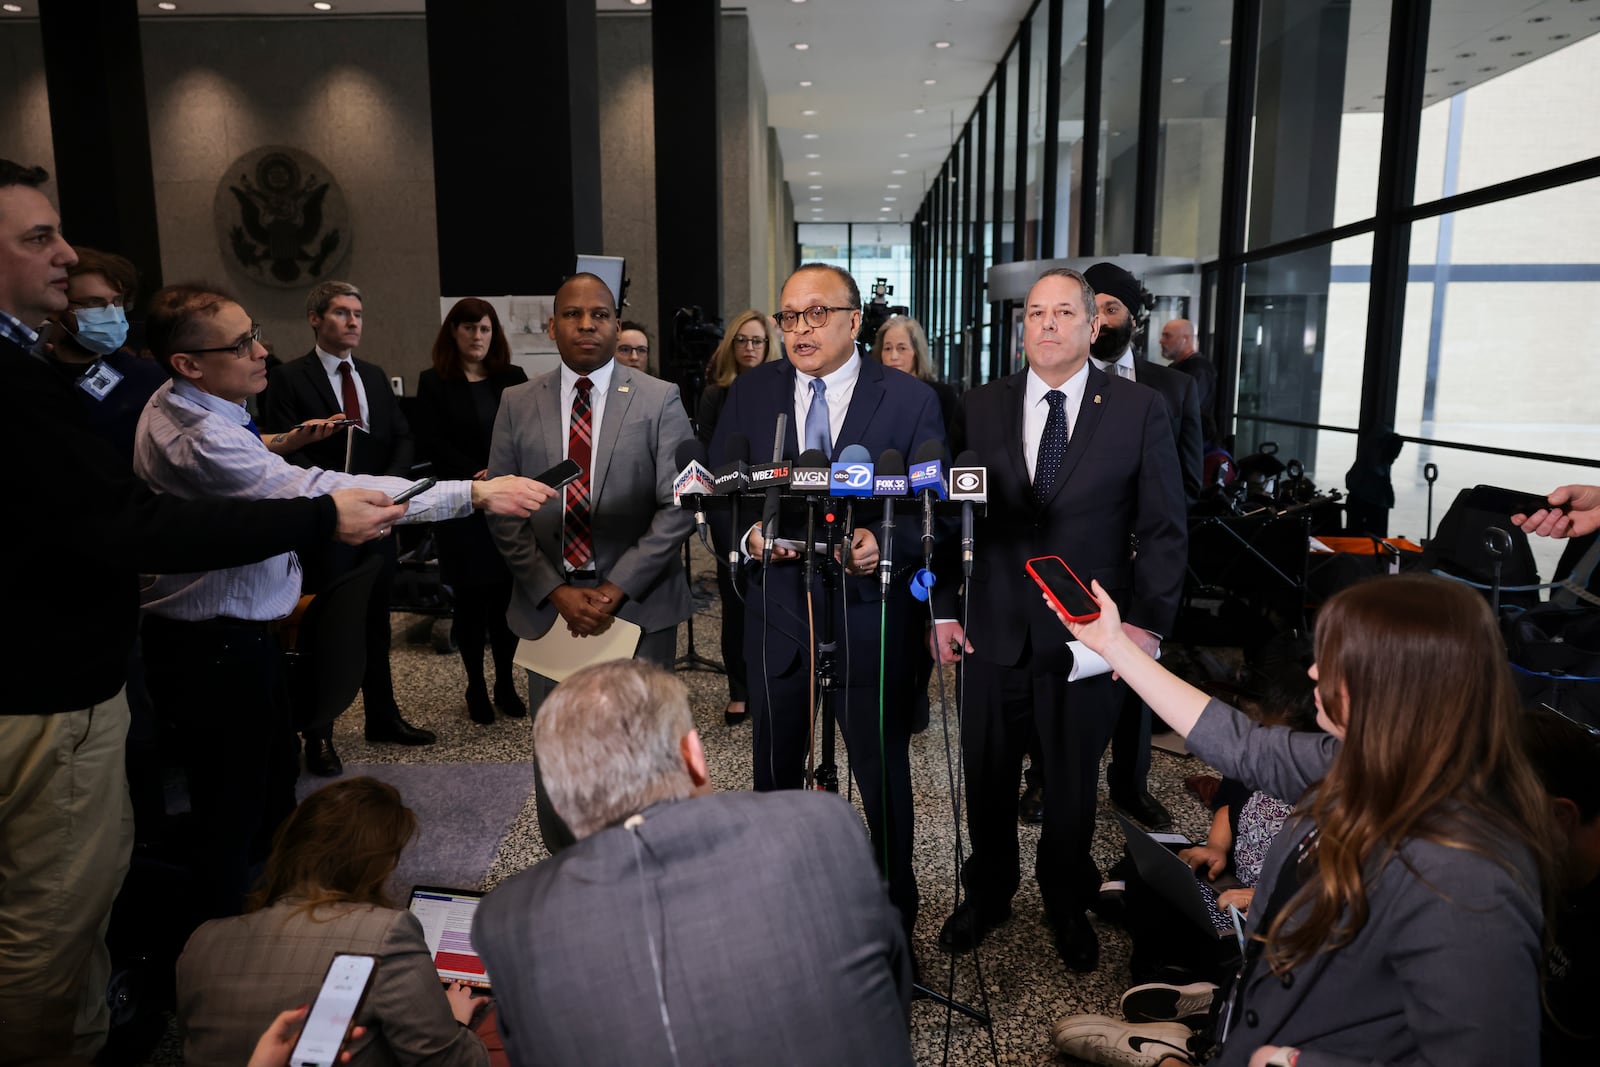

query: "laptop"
(1114, 812), (1236, 940)
(407, 885), (491, 991)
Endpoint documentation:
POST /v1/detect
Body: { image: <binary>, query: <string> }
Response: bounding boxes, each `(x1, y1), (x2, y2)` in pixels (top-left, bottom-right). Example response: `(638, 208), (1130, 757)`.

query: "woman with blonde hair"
(873, 314), (957, 436)
(1046, 573), (1557, 1067)
(696, 308), (778, 726)
(177, 778), (501, 1067)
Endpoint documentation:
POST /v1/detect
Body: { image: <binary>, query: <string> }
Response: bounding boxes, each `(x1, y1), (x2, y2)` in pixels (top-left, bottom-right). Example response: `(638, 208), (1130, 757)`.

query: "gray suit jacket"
(474, 790), (914, 1067)
(1187, 700), (1542, 1067)
(486, 363), (694, 637)
(176, 900), (488, 1067)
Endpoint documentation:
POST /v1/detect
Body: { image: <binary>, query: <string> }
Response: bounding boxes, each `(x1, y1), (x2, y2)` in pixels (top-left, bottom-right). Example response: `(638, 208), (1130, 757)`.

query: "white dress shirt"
(558, 359), (615, 460)
(315, 346), (370, 425)
(1091, 344), (1138, 382)
(1022, 362), (1090, 480)
(135, 379), (472, 621)
(791, 347), (862, 456)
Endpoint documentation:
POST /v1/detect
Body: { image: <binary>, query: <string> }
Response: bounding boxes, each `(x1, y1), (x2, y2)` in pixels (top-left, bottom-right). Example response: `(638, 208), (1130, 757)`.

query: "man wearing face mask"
(44, 247), (166, 461)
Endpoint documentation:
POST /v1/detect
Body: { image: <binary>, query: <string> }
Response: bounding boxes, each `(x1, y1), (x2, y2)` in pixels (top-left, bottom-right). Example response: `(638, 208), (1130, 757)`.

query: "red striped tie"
(563, 377), (594, 568)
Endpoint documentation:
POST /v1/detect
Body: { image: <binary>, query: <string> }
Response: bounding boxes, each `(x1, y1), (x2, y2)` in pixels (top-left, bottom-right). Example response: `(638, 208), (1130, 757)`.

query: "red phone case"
(1025, 556), (1101, 623)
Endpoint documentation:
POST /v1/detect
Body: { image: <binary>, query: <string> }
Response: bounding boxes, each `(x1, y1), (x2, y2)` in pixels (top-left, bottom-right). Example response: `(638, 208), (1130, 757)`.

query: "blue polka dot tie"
(1033, 389), (1069, 505)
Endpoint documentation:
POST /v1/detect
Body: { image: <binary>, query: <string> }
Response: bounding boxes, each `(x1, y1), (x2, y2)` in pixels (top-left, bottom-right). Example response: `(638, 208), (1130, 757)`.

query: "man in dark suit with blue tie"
(710, 263), (945, 940)
(931, 267), (1186, 972)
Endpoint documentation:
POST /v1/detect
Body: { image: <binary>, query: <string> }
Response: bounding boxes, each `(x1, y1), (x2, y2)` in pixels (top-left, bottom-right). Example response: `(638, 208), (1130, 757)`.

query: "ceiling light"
(886, 184), (902, 189)
(629, 0), (647, 5)
(1219, 37), (1231, 46)
(923, 78), (937, 86)
(897, 152), (910, 158)
(934, 41), (951, 49)
(1111, 130), (1122, 137)
(1170, 76), (1186, 84)
(891, 168), (907, 175)
(1528, 14), (1549, 22)
(799, 80), (813, 88)
(311, 1), (333, 8)
(1512, 50), (1532, 57)
(808, 184), (822, 190)
(913, 107), (926, 114)
(1551, 33), (1573, 40)
(803, 133), (819, 139)
(791, 0), (807, 4)
(1455, 52), (1475, 59)
(881, 207), (893, 212)
(884, 196), (897, 202)
(1, 2), (23, 10)
(1478, 66), (1498, 73)
(804, 152), (820, 158)
(801, 109), (817, 116)
(809, 196), (823, 202)
(1490, 34), (1511, 42)
(792, 42), (810, 51)
(904, 132), (917, 138)
(806, 170), (822, 176)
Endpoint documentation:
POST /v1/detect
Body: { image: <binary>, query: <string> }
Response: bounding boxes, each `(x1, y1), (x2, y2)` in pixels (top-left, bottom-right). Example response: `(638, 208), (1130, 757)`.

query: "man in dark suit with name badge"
(710, 263), (945, 941)
(260, 280), (434, 773)
(932, 267), (1186, 972)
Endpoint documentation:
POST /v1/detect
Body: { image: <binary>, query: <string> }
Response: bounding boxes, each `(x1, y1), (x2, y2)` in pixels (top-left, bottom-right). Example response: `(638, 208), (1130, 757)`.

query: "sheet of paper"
(1066, 640), (1161, 682)
(513, 616), (642, 683)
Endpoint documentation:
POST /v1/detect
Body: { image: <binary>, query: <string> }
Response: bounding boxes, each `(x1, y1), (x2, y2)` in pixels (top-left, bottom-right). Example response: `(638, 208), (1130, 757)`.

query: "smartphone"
(1025, 555), (1101, 623)
(1464, 484), (1567, 517)
(390, 476), (437, 505)
(288, 953), (378, 1067)
(289, 417), (359, 432)
(533, 457), (584, 492)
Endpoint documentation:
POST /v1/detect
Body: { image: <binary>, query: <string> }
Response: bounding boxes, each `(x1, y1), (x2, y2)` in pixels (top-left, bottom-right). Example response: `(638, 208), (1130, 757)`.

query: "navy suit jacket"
(260, 351), (414, 477)
(708, 356), (946, 662)
(1135, 358), (1204, 506)
(935, 365), (1187, 670)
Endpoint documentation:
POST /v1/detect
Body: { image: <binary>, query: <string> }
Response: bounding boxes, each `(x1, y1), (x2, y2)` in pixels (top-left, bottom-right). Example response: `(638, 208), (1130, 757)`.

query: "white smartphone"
(288, 953), (378, 1067)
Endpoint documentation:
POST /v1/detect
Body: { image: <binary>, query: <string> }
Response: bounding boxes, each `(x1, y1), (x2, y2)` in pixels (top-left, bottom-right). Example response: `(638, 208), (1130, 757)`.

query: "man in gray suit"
(473, 661), (914, 1067)
(487, 272), (695, 850)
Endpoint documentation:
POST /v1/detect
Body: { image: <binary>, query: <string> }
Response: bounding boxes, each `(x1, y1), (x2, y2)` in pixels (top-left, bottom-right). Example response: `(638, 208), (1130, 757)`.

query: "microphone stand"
(808, 499), (841, 795)
(674, 538), (724, 673)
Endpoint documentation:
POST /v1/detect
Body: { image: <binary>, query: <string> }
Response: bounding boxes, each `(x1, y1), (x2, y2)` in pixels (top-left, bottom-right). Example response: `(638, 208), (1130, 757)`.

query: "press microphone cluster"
(672, 440), (715, 538)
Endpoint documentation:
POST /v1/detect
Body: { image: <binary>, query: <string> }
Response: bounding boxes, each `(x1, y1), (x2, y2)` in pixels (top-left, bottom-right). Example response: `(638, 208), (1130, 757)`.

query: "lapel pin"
(1093, 393), (1102, 404)
(618, 385), (630, 393)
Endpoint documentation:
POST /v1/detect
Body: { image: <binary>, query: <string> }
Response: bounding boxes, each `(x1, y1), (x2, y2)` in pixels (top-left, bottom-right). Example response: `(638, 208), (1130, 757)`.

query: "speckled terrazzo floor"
(138, 540), (1218, 1067)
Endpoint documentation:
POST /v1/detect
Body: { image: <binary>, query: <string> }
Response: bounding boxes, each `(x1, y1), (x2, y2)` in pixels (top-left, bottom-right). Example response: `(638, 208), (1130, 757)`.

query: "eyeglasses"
(188, 323), (262, 359)
(732, 336), (767, 347)
(774, 305), (857, 332)
(616, 344), (650, 356)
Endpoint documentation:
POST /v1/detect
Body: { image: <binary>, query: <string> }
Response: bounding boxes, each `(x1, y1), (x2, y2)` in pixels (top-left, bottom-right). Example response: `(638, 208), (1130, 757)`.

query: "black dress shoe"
(494, 682), (527, 719)
(1018, 784), (1045, 824)
(466, 685), (495, 725)
(364, 714), (436, 746)
(724, 703), (749, 727)
(304, 736), (343, 777)
(1112, 788), (1173, 832)
(937, 900), (1012, 953)
(1054, 911), (1100, 973)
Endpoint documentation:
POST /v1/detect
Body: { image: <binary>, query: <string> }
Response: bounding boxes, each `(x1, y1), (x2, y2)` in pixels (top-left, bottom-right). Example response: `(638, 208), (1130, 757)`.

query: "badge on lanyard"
(77, 359), (124, 401)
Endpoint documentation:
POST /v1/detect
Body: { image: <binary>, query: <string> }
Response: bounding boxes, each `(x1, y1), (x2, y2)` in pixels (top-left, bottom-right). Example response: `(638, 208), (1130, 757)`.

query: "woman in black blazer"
(414, 299), (528, 724)
(871, 314), (958, 440)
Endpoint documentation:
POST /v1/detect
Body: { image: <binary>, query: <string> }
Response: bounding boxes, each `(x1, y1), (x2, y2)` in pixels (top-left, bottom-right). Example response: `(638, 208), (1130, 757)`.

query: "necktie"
(244, 416), (261, 439)
(563, 377), (594, 569)
(336, 361), (363, 426)
(1117, 361), (1136, 381)
(804, 377), (831, 455)
(1033, 390), (1069, 505)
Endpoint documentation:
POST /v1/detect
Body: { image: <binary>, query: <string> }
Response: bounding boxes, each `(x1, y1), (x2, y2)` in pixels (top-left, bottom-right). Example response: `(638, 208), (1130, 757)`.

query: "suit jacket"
(1132, 358), (1203, 506)
(473, 790), (914, 1067)
(412, 366), (528, 480)
(176, 900), (488, 1067)
(261, 350), (415, 477)
(935, 365), (1186, 669)
(707, 356), (946, 660)
(1186, 700), (1542, 1067)
(485, 362), (694, 637)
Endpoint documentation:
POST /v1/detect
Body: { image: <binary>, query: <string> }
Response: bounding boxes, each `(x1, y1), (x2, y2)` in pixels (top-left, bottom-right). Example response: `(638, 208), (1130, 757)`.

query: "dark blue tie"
(1033, 390), (1069, 504)
(245, 416), (261, 440)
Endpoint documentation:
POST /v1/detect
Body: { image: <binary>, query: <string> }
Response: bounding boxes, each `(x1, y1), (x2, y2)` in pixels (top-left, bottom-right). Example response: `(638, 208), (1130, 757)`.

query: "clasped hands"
(550, 580), (626, 637)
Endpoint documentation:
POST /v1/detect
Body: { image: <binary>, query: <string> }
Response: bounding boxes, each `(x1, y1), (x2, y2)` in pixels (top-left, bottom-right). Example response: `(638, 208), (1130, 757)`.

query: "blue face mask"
(70, 304), (129, 356)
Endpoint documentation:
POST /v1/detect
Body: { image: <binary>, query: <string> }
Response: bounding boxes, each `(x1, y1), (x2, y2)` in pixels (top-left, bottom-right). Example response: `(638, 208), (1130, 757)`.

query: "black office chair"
(283, 554), (383, 736)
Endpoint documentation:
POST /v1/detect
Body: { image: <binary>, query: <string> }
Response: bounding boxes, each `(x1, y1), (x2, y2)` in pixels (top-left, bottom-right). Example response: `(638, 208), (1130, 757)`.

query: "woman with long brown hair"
(413, 298), (529, 724)
(695, 309), (778, 725)
(176, 777), (499, 1066)
(1046, 573), (1556, 1067)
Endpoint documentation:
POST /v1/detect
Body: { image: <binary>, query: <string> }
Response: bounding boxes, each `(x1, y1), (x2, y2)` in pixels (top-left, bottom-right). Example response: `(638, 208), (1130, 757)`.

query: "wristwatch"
(1264, 1048), (1300, 1067)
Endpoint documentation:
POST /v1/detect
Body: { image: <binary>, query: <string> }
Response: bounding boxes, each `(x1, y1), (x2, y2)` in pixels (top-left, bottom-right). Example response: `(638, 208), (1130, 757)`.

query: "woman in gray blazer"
(177, 778), (498, 1067)
(1049, 573), (1558, 1067)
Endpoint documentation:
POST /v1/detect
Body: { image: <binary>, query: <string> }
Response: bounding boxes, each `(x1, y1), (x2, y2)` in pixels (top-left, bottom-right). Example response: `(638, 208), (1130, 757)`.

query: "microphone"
(757, 414), (789, 567)
(672, 440), (715, 538)
(832, 444), (872, 573)
(873, 448), (907, 593)
(715, 433), (751, 565)
(792, 448), (829, 578)
(908, 439), (947, 569)
(948, 449), (988, 578)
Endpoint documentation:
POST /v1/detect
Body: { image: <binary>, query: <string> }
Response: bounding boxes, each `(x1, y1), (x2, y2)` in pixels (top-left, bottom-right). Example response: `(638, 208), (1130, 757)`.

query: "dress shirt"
(1022, 362), (1090, 480)
(0, 308), (38, 350)
(1091, 344), (1138, 382)
(791, 347), (862, 455)
(558, 359), (615, 462)
(315, 345), (370, 426)
(135, 379), (472, 621)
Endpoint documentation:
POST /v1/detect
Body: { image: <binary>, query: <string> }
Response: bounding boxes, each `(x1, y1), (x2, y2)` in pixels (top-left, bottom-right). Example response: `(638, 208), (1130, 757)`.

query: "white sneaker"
(1120, 981), (1218, 1028)
(1050, 1014), (1194, 1066)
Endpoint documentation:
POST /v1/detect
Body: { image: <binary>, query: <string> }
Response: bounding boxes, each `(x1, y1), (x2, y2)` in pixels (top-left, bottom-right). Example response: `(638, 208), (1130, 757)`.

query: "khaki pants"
(0, 691), (134, 1065)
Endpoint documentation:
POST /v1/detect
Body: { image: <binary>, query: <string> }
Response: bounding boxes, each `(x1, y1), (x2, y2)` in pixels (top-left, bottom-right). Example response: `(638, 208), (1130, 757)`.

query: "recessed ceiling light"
(913, 107), (926, 114)
(311, 1), (333, 9)
(804, 152), (820, 158)
(1171, 76), (1186, 84)
(1551, 33), (1572, 40)
(1111, 130), (1122, 137)
(904, 132), (917, 138)
(1219, 37), (1231, 46)
(934, 41), (951, 49)
(886, 184), (902, 189)
(2, 2), (23, 10)
(628, 0), (647, 5)
(1478, 66), (1497, 73)
(897, 152), (910, 158)
(884, 196), (897, 202)
(803, 133), (819, 140)
(799, 80), (813, 88)
(792, 42), (810, 51)
(1455, 52), (1475, 59)
(1428, 67), (1444, 73)
(807, 170), (822, 176)
(891, 169), (907, 175)
(791, 0), (807, 4)
(1448, 79), (1465, 86)
(801, 109), (817, 116)
(923, 79), (937, 86)
(1490, 34), (1511, 42)
(809, 196), (823, 202)
(1528, 14), (1549, 22)
(1512, 50), (1532, 56)
(1352, 105), (1364, 111)
(1079, 39), (1088, 48)
(808, 184), (822, 190)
